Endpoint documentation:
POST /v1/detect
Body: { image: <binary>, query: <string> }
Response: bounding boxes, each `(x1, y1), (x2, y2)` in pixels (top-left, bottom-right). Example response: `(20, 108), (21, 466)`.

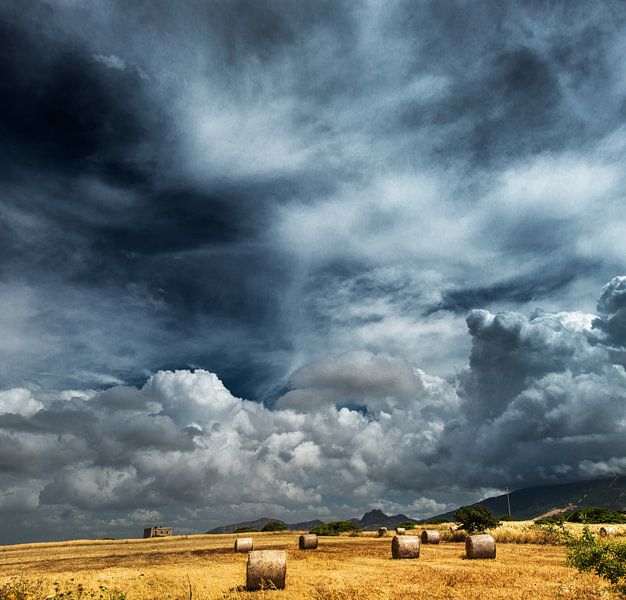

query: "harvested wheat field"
(1, 524), (623, 600)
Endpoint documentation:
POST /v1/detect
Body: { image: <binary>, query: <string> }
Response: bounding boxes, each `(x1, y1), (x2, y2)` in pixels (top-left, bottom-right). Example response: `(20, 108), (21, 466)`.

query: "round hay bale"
(234, 537), (253, 553)
(246, 550), (286, 591)
(391, 535), (420, 559)
(299, 534), (318, 550)
(421, 529), (441, 544)
(377, 527), (388, 537)
(465, 534), (496, 559)
(395, 527), (406, 535)
(600, 526), (616, 537)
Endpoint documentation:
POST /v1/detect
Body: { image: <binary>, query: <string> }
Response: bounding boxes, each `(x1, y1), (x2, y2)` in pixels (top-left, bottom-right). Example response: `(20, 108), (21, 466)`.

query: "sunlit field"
(1, 523), (624, 599)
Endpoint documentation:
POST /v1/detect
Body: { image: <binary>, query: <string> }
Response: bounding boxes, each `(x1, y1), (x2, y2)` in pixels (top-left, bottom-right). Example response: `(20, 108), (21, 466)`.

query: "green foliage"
(310, 520), (361, 536)
(396, 520), (416, 530)
(530, 522), (568, 545)
(536, 507), (626, 525)
(234, 527), (257, 533)
(534, 516), (564, 525)
(565, 526), (626, 595)
(454, 505), (501, 534)
(419, 517), (448, 525)
(498, 514), (517, 521)
(261, 520), (287, 532)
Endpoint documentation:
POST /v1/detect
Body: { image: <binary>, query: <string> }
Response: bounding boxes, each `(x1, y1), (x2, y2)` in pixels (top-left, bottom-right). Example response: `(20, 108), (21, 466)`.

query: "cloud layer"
(1, 2), (626, 398)
(1, 278), (625, 542)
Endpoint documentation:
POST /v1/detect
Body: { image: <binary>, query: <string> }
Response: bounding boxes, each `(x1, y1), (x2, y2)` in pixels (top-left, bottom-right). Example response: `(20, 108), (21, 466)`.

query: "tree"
(454, 505), (501, 534)
(261, 521), (287, 532)
(396, 520), (416, 530)
(310, 521), (360, 536)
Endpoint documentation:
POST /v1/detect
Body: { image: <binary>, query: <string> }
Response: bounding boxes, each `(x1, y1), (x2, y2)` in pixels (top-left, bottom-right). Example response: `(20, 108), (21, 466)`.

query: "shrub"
(537, 507), (626, 525)
(396, 520), (416, 530)
(310, 520), (361, 536)
(454, 505), (501, 534)
(419, 517), (449, 525)
(234, 527), (257, 533)
(440, 528), (467, 542)
(262, 521), (287, 532)
(535, 516), (564, 525)
(529, 522), (567, 545)
(498, 514), (517, 521)
(565, 526), (626, 596)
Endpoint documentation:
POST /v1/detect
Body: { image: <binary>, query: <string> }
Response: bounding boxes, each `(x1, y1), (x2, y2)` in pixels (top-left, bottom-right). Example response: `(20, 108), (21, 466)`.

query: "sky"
(0, 0), (626, 543)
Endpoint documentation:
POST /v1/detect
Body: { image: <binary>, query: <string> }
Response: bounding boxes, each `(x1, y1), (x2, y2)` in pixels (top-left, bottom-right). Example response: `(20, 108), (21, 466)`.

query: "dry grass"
(0, 526), (622, 599)
(437, 521), (626, 544)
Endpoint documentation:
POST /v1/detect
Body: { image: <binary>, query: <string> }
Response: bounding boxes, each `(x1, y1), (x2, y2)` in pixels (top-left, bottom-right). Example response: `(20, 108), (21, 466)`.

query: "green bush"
(536, 507), (626, 525)
(530, 522), (567, 545)
(310, 520), (360, 536)
(498, 514), (517, 521)
(535, 515), (565, 526)
(454, 505), (501, 534)
(261, 521), (288, 532)
(565, 526), (626, 595)
(234, 527), (257, 533)
(419, 517), (449, 525)
(396, 520), (416, 530)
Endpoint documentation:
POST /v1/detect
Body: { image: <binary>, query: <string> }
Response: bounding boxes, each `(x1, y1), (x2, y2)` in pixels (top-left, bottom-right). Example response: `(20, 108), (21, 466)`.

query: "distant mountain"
(207, 517), (279, 534)
(206, 510), (415, 534)
(357, 509), (416, 530)
(207, 517), (324, 534)
(288, 519), (325, 531)
(427, 476), (626, 522)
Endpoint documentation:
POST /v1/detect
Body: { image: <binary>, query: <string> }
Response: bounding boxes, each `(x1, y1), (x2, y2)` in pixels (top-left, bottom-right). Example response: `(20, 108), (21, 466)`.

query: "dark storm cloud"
(434, 259), (597, 313)
(2, 0), (626, 392)
(0, 1), (298, 396)
(0, 14), (151, 183)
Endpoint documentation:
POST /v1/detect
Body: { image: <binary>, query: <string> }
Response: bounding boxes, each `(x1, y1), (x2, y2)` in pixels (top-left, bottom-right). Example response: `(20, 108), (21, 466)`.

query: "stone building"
(143, 526), (173, 538)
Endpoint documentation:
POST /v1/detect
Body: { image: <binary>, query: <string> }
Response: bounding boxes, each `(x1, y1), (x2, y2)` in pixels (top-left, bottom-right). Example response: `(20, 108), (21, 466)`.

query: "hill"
(207, 517), (324, 534)
(357, 509), (416, 530)
(206, 509), (416, 534)
(428, 476), (626, 521)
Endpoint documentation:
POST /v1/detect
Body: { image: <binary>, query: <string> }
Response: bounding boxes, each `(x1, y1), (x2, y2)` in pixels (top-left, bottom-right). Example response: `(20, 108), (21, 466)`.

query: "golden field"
(1, 522), (624, 600)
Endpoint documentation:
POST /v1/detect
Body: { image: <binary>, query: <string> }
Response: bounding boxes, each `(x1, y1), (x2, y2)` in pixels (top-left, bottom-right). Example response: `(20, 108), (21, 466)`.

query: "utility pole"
(505, 486), (511, 517)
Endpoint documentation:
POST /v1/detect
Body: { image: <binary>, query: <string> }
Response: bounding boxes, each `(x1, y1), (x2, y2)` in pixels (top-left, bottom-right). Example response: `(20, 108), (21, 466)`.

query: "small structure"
(143, 526), (173, 538)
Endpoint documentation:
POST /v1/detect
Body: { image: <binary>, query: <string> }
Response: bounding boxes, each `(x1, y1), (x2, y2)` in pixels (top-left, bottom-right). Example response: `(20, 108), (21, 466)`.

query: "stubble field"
(0, 523), (623, 600)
